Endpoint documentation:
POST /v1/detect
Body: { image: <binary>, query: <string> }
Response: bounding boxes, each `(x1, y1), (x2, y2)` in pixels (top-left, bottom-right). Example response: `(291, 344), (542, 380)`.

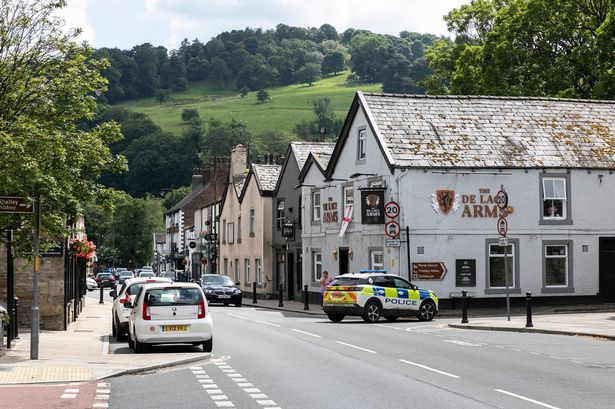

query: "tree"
(296, 63), (321, 86)
(322, 51), (345, 75)
(181, 109), (200, 123)
(239, 87), (250, 97)
(203, 118), (253, 158)
(162, 186), (191, 211)
(155, 89), (171, 104)
(349, 33), (391, 83)
(256, 89), (270, 103)
(0, 0), (125, 245)
(423, 0), (615, 98)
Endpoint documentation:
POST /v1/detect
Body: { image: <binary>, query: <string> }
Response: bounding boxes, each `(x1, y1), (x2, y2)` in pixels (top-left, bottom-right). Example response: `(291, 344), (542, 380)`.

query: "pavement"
(2, 295), (615, 385)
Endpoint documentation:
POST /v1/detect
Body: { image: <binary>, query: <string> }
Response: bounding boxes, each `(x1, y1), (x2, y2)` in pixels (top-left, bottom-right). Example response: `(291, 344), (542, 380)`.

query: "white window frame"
(313, 251), (322, 281)
(370, 250), (384, 270)
(227, 222), (234, 244)
(488, 243), (515, 289)
(358, 129), (366, 160)
(277, 200), (285, 229)
(544, 244), (569, 288)
(249, 208), (255, 236)
(244, 258), (250, 284)
(542, 177), (567, 219)
(255, 258), (262, 284)
(343, 186), (354, 206)
(234, 258), (240, 283)
(312, 190), (321, 222)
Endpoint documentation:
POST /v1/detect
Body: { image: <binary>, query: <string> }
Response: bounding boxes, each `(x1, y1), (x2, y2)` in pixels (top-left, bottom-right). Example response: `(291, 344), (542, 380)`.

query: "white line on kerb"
(495, 389), (561, 409)
(291, 328), (321, 338)
(226, 313), (248, 320)
(335, 341), (376, 354)
(101, 335), (109, 356)
(399, 359), (460, 379)
(258, 320), (281, 327)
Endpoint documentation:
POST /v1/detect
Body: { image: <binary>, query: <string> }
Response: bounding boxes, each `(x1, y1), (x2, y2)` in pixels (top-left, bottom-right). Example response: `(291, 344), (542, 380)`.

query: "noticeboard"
(455, 259), (476, 286)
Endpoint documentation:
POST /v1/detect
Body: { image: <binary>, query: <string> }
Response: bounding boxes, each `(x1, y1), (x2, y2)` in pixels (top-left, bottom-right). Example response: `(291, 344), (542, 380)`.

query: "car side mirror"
(109, 290), (117, 298)
(123, 302), (133, 308)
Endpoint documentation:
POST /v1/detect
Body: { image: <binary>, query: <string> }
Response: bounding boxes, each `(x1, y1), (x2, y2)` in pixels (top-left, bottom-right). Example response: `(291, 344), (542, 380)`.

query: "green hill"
(118, 72), (382, 136)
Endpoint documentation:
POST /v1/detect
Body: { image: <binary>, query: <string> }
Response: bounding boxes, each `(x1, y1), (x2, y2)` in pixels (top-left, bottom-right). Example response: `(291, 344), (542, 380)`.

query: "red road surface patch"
(0, 381), (99, 409)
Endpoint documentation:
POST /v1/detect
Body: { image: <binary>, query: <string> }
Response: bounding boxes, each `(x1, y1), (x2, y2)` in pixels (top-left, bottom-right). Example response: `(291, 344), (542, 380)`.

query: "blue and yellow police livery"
(322, 271), (438, 323)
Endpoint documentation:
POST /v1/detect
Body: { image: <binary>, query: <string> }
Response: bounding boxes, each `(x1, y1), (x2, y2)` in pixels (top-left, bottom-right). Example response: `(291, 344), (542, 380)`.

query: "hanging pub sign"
(282, 222), (295, 240)
(361, 189), (385, 224)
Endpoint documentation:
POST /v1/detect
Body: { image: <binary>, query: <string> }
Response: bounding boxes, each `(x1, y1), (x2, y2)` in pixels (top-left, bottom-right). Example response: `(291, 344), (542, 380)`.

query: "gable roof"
(290, 141), (336, 170)
(252, 164), (281, 193)
(328, 92), (615, 174)
(298, 151), (331, 183)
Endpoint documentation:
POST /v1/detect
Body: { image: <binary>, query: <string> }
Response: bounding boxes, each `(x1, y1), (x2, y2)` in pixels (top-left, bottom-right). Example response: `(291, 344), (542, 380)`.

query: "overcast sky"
(58, 0), (470, 50)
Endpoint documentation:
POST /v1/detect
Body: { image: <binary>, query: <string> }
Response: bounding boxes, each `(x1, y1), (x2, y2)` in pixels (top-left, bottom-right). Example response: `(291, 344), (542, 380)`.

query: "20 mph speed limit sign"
(385, 201), (400, 219)
(496, 189), (508, 210)
(497, 217), (508, 237)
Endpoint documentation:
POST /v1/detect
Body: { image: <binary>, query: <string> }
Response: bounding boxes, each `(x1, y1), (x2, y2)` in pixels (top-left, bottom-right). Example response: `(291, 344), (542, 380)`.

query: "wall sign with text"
(361, 189), (385, 224)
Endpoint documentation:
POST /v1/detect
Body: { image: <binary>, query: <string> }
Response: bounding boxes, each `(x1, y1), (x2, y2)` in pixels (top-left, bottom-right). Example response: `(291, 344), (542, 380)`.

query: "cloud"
(57, 0), (97, 44)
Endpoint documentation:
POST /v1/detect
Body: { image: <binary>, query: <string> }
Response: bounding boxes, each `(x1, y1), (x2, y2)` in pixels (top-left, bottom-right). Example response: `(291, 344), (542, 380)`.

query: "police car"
(322, 271), (438, 323)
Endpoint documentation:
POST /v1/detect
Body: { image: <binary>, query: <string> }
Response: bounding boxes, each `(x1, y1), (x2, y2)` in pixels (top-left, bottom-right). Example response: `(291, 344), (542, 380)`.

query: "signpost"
(496, 185), (511, 321)
(384, 201), (400, 219)
(412, 262), (447, 280)
(384, 221), (400, 238)
(0, 196), (33, 214)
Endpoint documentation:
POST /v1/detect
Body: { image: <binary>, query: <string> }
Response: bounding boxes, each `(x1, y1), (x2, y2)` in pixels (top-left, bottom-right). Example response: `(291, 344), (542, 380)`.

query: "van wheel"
(127, 333), (134, 349)
(327, 313), (344, 322)
(362, 301), (381, 323)
(134, 337), (146, 354)
(202, 338), (213, 352)
(418, 301), (436, 321)
(115, 316), (126, 342)
(111, 317), (117, 337)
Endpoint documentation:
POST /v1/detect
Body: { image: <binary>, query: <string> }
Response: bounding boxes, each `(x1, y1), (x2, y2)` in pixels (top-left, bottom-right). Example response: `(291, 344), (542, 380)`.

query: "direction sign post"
(497, 185), (511, 322)
(0, 196), (33, 214)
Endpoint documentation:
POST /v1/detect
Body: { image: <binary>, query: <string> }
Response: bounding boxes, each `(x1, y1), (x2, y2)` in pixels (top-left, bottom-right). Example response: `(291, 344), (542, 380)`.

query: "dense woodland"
(94, 24), (439, 103)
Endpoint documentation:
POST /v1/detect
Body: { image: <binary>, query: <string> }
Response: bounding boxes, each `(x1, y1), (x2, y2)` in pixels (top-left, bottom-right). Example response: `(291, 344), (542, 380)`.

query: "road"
(102, 303), (615, 409)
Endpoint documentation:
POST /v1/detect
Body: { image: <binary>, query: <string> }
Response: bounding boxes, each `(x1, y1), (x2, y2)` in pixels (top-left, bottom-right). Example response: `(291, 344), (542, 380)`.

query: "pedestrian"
(319, 271), (333, 305)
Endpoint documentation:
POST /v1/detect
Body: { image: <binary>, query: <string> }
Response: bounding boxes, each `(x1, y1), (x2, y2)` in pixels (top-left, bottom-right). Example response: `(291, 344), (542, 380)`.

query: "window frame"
(227, 222), (234, 244)
(249, 208), (255, 237)
(539, 173), (572, 226)
(222, 218), (227, 244)
(277, 199), (285, 230)
(542, 240), (574, 293)
(370, 249), (384, 270)
(237, 215), (242, 243)
(312, 250), (322, 281)
(255, 258), (262, 284)
(234, 258), (240, 283)
(357, 128), (367, 162)
(312, 189), (321, 223)
(244, 258), (250, 285)
(484, 238), (521, 294)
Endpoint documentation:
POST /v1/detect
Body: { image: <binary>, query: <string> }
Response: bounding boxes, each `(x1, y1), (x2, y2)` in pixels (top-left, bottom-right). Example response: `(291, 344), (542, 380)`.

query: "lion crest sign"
(431, 190), (460, 215)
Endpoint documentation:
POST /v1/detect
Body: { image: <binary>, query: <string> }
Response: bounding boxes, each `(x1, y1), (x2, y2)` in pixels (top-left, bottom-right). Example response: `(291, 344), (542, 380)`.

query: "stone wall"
(0, 247), (67, 330)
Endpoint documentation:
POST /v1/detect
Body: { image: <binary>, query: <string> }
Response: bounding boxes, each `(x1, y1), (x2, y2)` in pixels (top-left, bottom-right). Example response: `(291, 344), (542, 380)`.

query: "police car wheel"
(362, 301), (382, 323)
(418, 301), (436, 321)
(327, 313), (344, 322)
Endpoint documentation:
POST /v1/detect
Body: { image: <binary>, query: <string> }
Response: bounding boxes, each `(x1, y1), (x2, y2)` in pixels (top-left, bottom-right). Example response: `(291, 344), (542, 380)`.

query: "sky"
(58, 0), (470, 51)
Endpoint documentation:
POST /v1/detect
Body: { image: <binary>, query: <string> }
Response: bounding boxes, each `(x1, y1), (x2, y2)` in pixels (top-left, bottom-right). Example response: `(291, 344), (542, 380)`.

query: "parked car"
(200, 274), (242, 307)
(160, 271), (176, 280)
(138, 271), (155, 278)
(322, 271), (438, 323)
(109, 277), (172, 341)
(117, 271), (135, 284)
(126, 282), (213, 353)
(86, 277), (98, 291)
(95, 272), (116, 288)
(113, 267), (127, 280)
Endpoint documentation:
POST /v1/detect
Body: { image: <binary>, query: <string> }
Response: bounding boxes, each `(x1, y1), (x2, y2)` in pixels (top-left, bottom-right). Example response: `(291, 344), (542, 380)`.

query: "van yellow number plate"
(163, 325), (189, 332)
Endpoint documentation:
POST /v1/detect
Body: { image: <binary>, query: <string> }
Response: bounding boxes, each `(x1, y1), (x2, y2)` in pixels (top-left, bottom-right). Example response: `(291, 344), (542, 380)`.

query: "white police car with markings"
(322, 271), (438, 323)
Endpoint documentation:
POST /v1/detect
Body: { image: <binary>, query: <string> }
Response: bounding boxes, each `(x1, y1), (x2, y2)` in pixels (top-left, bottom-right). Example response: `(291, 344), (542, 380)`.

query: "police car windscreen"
(330, 277), (368, 286)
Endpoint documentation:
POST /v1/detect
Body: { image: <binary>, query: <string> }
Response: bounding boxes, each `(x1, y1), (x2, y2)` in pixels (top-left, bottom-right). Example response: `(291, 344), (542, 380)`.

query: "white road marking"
(443, 339), (485, 347)
(96, 389), (110, 394)
(60, 394), (77, 399)
(495, 389), (561, 409)
(335, 341), (376, 354)
(96, 383), (109, 388)
(510, 348), (522, 352)
(192, 370), (206, 374)
(231, 378), (247, 382)
(251, 393), (269, 399)
(530, 352), (541, 356)
(203, 384), (221, 389)
(206, 389), (224, 394)
(375, 324), (403, 330)
(190, 366), (202, 370)
(244, 388), (261, 393)
(215, 402), (234, 407)
(212, 395), (229, 400)
(399, 359), (460, 379)
(64, 388), (79, 393)
(93, 403), (109, 408)
(257, 400), (277, 406)
(101, 335), (109, 356)
(199, 379), (215, 384)
(291, 328), (321, 338)
(222, 369), (237, 373)
(226, 313), (248, 320)
(237, 383), (254, 387)
(258, 320), (281, 327)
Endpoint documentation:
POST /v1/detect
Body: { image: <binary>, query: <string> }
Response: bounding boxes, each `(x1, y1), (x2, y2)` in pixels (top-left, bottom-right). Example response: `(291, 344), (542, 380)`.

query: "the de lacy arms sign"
(431, 188), (511, 218)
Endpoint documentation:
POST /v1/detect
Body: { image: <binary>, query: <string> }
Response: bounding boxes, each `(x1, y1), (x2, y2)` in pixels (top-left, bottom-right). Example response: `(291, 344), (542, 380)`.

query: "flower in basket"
(69, 238), (97, 259)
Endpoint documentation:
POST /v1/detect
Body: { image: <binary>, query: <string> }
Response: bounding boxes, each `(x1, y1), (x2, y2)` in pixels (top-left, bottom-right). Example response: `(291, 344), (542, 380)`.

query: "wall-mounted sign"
(385, 201), (400, 219)
(455, 259), (476, 286)
(361, 190), (385, 224)
(282, 223), (295, 240)
(41, 244), (63, 257)
(412, 262), (447, 280)
(431, 188), (512, 218)
(323, 199), (339, 223)
(385, 239), (401, 247)
(385, 221), (400, 238)
(431, 190), (460, 215)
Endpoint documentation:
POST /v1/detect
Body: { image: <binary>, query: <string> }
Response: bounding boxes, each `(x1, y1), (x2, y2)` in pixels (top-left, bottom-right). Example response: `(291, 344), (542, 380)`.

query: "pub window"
(255, 258), (262, 284)
(277, 200), (285, 229)
(545, 244), (568, 287)
(488, 243), (515, 288)
(370, 250), (384, 270)
(358, 129), (366, 160)
(312, 190), (321, 221)
(244, 258), (250, 284)
(313, 251), (322, 281)
(343, 186), (354, 206)
(249, 208), (255, 236)
(542, 177), (567, 219)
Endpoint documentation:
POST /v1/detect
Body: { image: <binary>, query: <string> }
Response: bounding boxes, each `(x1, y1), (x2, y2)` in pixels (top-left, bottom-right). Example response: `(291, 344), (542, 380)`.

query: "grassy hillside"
(118, 72), (382, 136)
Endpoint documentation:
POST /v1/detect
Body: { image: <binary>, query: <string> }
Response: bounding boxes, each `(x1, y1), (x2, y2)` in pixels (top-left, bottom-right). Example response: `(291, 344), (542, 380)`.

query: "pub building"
(299, 91), (615, 306)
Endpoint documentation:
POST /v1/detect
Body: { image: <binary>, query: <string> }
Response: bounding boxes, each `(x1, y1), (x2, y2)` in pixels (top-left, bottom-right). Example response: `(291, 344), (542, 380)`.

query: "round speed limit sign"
(496, 189), (508, 210)
(385, 201), (400, 219)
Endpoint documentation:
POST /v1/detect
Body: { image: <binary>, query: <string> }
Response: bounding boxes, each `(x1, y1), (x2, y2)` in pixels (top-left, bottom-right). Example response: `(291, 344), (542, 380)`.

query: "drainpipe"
(395, 169), (410, 276)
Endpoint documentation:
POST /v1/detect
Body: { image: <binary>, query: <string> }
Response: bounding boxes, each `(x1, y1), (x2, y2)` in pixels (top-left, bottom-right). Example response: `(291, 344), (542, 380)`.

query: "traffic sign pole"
(31, 195), (40, 360)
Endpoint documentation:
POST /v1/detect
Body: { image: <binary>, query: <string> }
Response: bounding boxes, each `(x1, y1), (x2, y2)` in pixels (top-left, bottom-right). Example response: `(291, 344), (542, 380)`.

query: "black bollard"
(525, 291), (533, 328)
(252, 282), (257, 304)
(461, 290), (469, 324)
(303, 285), (309, 311)
(13, 297), (18, 339)
(99, 285), (104, 304)
(278, 284), (284, 307)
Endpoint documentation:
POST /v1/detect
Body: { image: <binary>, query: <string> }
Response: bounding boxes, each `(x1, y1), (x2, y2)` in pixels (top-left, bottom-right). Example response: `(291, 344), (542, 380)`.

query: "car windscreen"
(329, 277), (368, 286)
(120, 272), (133, 276)
(97, 273), (112, 278)
(145, 288), (203, 306)
(139, 272), (155, 277)
(203, 275), (234, 286)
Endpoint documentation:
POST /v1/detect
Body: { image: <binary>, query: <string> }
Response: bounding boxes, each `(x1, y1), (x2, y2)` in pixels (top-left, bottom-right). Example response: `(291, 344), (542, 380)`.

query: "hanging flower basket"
(69, 238), (96, 260)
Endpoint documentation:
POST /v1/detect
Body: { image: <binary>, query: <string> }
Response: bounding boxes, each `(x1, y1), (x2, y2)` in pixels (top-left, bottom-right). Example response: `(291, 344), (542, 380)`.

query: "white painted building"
(301, 92), (615, 305)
